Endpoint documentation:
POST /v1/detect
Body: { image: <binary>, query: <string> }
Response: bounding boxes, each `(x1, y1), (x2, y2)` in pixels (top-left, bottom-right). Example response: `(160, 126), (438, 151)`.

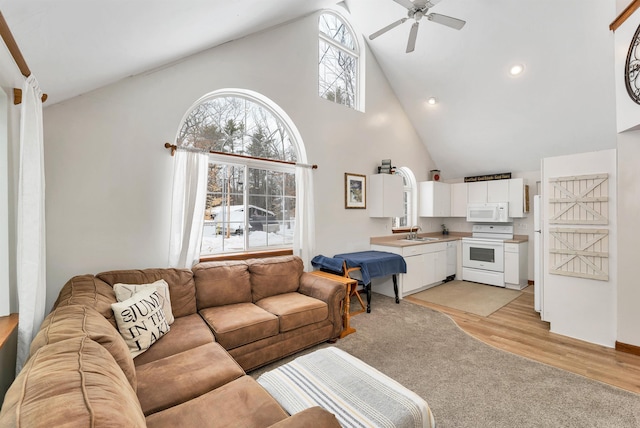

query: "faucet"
(409, 225), (421, 239)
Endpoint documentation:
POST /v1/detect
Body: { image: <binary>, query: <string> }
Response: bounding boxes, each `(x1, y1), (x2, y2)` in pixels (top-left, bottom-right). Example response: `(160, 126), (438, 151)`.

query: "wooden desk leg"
(340, 282), (356, 338)
(366, 283), (371, 313)
(393, 274), (400, 304)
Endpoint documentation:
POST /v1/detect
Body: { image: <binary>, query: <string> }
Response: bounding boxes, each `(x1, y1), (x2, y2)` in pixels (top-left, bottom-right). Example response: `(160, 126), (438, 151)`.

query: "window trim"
(318, 9), (365, 111)
(178, 88), (307, 162)
(177, 88), (307, 257)
(392, 167), (418, 231)
(200, 249), (293, 263)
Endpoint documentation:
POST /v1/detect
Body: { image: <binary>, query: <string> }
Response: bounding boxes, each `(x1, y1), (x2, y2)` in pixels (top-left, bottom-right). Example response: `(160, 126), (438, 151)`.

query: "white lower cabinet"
(371, 242), (449, 298)
(504, 242), (528, 290)
(403, 252), (426, 294)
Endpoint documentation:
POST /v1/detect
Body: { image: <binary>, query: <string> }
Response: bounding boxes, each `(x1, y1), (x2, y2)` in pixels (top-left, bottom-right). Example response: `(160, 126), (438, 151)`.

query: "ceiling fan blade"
(427, 13), (466, 30)
(393, 0), (416, 11)
(406, 21), (419, 53)
(369, 18), (408, 40)
(424, 0), (444, 7)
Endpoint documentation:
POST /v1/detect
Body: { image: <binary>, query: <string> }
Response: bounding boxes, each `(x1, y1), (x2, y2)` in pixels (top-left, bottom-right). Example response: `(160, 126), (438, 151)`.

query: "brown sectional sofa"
(0, 256), (344, 427)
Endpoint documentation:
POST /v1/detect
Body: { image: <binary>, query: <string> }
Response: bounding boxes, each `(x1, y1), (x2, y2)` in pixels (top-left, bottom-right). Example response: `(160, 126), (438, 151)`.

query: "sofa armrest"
(298, 273), (346, 339)
(267, 407), (341, 428)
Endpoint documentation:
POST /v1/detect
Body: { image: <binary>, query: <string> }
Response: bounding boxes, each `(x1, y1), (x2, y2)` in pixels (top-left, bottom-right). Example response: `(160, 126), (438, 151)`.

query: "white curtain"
(168, 150), (208, 268)
(16, 75), (46, 373)
(294, 166), (315, 270)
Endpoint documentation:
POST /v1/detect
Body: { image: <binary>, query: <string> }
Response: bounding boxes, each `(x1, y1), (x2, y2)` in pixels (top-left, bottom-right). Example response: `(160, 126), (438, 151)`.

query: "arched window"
(176, 90), (305, 256)
(393, 168), (417, 230)
(318, 11), (360, 110)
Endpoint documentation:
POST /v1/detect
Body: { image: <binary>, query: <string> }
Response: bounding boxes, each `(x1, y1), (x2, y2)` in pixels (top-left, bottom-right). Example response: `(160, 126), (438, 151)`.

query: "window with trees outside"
(177, 93), (300, 255)
(393, 168), (417, 230)
(319, 12), (359, 109)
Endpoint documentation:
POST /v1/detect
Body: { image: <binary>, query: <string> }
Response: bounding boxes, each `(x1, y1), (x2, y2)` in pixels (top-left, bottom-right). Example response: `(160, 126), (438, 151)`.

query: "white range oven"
(462, 224), (514, 287)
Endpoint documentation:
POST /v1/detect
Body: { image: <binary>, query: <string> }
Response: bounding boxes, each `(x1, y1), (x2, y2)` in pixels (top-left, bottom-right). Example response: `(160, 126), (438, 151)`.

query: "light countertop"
(370, 232), (528, 248)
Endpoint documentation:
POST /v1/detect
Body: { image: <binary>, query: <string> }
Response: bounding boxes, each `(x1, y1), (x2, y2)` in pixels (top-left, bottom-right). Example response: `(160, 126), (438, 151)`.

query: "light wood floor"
(405, 285), (640, 395)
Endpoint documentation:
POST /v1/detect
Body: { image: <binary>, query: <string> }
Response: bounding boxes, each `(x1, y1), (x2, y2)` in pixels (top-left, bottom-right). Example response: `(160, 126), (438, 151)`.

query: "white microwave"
(467, 202), (510, 223)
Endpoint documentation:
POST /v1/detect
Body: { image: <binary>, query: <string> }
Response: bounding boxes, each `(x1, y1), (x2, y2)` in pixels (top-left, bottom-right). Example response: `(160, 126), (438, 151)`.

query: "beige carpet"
(252, 294), (640, 428)
(409, 280), (522, 316)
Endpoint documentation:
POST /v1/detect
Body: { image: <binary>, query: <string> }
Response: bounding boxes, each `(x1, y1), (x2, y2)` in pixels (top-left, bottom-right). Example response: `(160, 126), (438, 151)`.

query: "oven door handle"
(463, 239), (504, 248)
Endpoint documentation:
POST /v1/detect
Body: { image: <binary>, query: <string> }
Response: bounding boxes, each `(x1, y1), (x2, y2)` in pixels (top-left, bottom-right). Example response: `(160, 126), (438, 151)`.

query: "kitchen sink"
(401, 237), (440, 242)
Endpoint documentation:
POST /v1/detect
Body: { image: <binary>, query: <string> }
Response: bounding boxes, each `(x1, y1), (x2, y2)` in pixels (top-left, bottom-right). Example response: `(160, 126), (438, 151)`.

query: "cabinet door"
(403, 254), (426, 294)
(419, 181), (450, 217)
(435, 183), (451, 217)
(504, 250), (519, 285)
(487, 180), (509, 202)
(467, 181), (487, 203)
(450, 182), (467, 217)
(369, 174), (403, 218)
(435, 250), (447, 282)
(508, 178), (525, 218)
(423, 252), (437, 286)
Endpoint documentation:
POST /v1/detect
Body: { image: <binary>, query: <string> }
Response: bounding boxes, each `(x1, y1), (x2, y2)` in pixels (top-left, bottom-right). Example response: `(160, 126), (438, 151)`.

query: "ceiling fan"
(369, 0), (466, 53)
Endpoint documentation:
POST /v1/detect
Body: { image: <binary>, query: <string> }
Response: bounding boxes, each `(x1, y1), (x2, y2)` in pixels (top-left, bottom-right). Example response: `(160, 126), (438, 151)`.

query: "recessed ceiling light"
(509, 64), (525, 76)
(427, 97), (437, 105)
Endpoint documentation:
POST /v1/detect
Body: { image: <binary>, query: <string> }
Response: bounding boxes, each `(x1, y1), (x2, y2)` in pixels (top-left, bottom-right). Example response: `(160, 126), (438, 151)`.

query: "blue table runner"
(312, 251), (406, 285)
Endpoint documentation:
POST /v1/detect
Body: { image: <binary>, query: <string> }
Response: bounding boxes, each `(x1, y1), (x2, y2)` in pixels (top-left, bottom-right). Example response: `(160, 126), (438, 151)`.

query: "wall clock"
(625, 23), (640, 105)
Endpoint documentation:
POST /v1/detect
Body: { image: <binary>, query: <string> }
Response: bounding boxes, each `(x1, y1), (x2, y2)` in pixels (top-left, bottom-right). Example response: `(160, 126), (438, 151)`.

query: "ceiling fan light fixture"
(509, 64), (525, 76)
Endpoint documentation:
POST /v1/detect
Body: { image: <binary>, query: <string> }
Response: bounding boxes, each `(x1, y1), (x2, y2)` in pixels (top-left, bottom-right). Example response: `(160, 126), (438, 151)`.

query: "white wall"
(42, 11), (436, 311)
(542, 149), (617, 347)
(616, 130), (640, 347)
(0, 42), (28, 398)
(0, 88), (10, 317)
(0, 43), (27, 316)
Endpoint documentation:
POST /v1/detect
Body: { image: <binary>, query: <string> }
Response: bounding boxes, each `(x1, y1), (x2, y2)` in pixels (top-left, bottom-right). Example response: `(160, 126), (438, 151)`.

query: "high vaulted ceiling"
(0, 0), (620, 178)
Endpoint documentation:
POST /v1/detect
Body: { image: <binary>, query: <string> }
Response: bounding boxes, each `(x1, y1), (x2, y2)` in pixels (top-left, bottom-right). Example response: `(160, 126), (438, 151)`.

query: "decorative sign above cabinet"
(464, 172), (512, 182)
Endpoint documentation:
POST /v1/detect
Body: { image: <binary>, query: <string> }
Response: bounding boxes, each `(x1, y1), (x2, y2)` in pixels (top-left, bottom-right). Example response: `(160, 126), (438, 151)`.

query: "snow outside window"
(177, 94), (299, 255)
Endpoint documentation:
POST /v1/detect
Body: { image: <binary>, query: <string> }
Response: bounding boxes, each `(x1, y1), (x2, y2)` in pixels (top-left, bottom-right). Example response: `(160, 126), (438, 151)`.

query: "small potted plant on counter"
(441, 224), (449, 235)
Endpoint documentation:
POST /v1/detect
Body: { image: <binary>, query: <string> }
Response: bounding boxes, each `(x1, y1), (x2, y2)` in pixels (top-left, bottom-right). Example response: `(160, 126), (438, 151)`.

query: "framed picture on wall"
(345, 173), (366, 209)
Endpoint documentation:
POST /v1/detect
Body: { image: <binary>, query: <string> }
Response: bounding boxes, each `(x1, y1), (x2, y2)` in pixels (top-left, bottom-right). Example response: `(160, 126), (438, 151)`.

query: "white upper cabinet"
(419, 181), (450, 217)
(368, 174), (403, 218)
(508, 177), (525, 218)
(450, 182), (467, 217)
(487, 180), (509, 202)
(465, 178), (526, 218)
(467, 181), (487, 203)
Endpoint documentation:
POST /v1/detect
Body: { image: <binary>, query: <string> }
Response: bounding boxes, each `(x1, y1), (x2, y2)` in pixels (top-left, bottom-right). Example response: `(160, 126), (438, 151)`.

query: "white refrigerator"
(533, 195), (543, 315)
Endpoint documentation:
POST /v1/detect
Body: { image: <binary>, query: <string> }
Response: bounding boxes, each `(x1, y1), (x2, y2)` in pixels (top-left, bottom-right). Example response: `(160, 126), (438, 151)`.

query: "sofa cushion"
(0, 337), (146, 428)
(145, 375), (288, 428)
(228, 321), (334, 372)
(133, 313), (215, 366)
(268, 407), (341, 428)
(256, 292), (329, 332)
(114, 279), (175, 324)
(53, 274), (118, 328)
(193, 260), (252, 309)
(29, 304), (137, 391)
(112, 288), (170, 358)
(199, 303), (279, 350)
(97, 268), (197, 318)
(248, 256), (304, 302)
(136, 342), (245, 416)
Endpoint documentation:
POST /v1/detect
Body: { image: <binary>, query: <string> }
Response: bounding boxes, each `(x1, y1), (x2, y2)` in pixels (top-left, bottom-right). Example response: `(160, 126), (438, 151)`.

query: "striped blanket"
(257, 347), (435, 428)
